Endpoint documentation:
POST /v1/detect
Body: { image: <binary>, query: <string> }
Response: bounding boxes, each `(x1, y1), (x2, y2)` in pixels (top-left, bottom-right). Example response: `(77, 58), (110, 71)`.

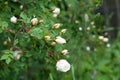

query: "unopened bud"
(39, 19), (44, 23)
(51, 42), (56, 46)
(3, 41), (7, 45)
(31, 18), (38, 26)
(61, 29), (67, 34)
(44, 36), (51, 40)
(53, 23), (60, 29)
(8, 37), (11, 43)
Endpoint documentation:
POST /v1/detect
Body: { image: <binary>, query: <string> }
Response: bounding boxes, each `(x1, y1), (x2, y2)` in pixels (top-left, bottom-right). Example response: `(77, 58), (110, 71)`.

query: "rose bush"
(1, 0), (120, 80)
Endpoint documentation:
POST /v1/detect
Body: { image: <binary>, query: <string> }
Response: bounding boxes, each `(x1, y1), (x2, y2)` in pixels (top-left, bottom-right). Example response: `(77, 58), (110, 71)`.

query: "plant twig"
(13, 23), (25, 45)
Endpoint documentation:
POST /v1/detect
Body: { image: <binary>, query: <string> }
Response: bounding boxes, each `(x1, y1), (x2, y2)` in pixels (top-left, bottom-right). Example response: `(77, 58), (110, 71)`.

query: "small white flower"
(53, 7), (60, 15)
(86, 27), (90, 31)
(31, 18), (38, 26)
(106, 43), (111, 48)
(79, 27), (82, 31)
(92, 25), (96, 28)
(13, 51), (22, 60)
(86, 46), (90, 51)
(98, 36), (104, 40)
(53, 23), (61, 29)
(55, 36), (66, 44)
(90, 21), (94, 25)
(75, 20), (79, 24)
(61, 49), (68, 55)
(44, 36), (51, 40)
(61, 29), (67, 34)
(10, 16), (17, 23)
(20, 5), (23, 9)
(103, 37), (109, 42)
(56, 59), (70, 72)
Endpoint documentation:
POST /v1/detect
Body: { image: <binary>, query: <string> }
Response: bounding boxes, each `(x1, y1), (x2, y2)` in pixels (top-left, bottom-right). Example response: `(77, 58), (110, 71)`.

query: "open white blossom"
(31, 18), (38, 26)
(106, 43), (111, 48)
(55, 36), (66, 44)
(86, 46), (90, 51)
(10, 16), (17, 23)
(79, 27), (82, 31)
(53, 7), (60, 15)
(61, 49), (69, 55)
(56, 59), (70, 72)
(86, 27), (90, 31)
(103, 37), (109, 42)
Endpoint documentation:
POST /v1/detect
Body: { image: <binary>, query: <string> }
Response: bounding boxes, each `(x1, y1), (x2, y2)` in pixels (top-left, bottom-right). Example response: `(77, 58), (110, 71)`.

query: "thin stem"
(49, 73), (54, 80)
(72, 65), (76, 80)
(13, 23), (25, 45)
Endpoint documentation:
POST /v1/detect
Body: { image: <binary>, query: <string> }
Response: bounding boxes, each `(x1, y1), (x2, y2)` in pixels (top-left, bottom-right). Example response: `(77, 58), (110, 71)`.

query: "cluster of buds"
(31, 17), (43, 26)
(43, 23), (70, 72)
(98, 36), (109, 42)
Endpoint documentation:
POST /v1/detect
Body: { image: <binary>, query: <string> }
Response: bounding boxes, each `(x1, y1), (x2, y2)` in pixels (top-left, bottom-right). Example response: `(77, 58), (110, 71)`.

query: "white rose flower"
(106, 43), (111, 48)
(86, 46), (90, 51)
(61, 49), (69, 55)
(55, 36), (66, 44)
(13, 51), (22, 60)
(86, 27), (90, 31)
(53, 7), (60, 15)
(10, 16), (17, 23)
(56, 59), (70, 72)
(79, 27), (82, 31)
(103, 37), (109, 42)
(31, 18), (38, 26)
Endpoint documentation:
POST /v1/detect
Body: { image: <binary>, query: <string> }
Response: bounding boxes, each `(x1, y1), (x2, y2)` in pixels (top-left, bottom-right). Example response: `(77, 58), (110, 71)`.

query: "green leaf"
(0, 21), (8, 33)
(6, 58), (11, 64)
(20, 12), (30, 23)
(14, 39), (19, 45)
(0, 50), (13, 64)
(0, 21), (8, 27)
(30, 27), (44, 39)
(0, 55), (8, 60)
